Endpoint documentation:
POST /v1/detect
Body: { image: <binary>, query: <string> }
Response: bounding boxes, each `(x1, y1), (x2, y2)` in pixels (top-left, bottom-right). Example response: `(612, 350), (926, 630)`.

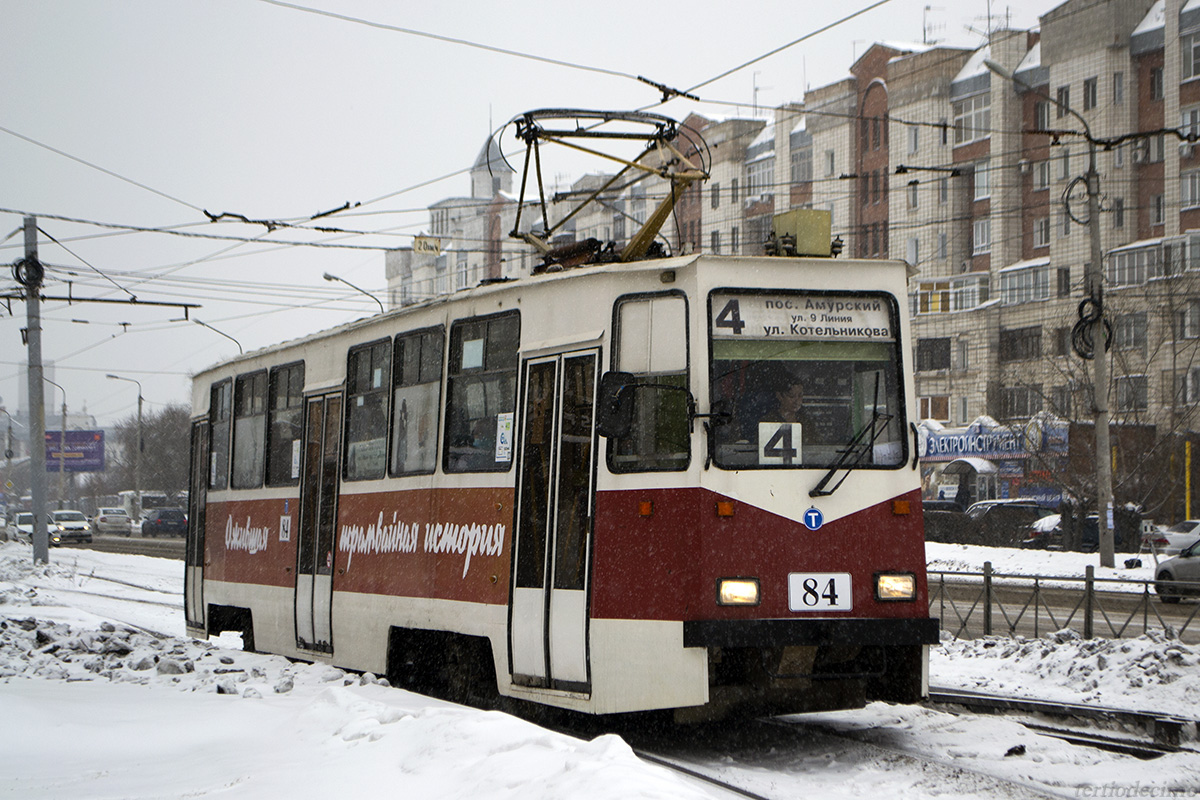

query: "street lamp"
(42, 377), (67, 510)
(193, 319), (244, 354)
(107, 374), (143, 525)
(985, 59), (1115, 567)
(324, 272), (385, 314)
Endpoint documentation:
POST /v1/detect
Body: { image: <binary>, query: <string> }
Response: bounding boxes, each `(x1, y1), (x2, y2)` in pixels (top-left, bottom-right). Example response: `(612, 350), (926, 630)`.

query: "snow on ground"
(927, 541), (1161, 588)
(1, 541), (1199, 798)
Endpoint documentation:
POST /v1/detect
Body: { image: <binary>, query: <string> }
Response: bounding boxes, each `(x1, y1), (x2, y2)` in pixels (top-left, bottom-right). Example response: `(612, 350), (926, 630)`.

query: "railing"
(929, 562), (1200, 641)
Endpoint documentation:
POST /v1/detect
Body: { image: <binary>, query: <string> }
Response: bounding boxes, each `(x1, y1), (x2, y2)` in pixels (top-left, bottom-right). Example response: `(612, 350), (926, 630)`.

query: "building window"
(1114, 312), (1147, 350)
(1061, 209), (1072, 237)
(1033, 217), (1050, 248)
(956, 339), (970, 371)
(1152, 194), (1165, 226)
(1109, 245), (1162, 286)
(1185, 171), (1200, 210)
(1083, 77), (1098, 111)
(959, 396), (970, 424)
(1035, 100), (1050, 131)
(345, 339), (391, 481)
(1054, 327), (1072, 357)
(1058, 147), (1071, 180)
(1179, 299), (1200, 339)
(1001, 385), (1043, 419)
(917, 338), (951, 371)
(938, 232), (948, 259)
(1114, 143), (1124, 168)
(907, 181), (919, 209)
(1113, 71), (1124, 105)
(919, 396), (950, 421)
(916, 281), (950, 313)
(1056, 86), (1070, 117)
(1057, 267), (1071, 297)
(1034, 160), (1050, 190)
(973, 161), (990, 199)
(731, 178), (739, 204)
(1151, 67), (1164, 100)
(1001, 264), (1051, 305)
(791, 147), (812, 183)
(951, 274), (989, 310)
(1051, 384), (1073, 417)
(710, 230), (721, 254)
(1116, 376), (1148, 413)
(1114, 197), (1125, 228)
(938, 176), (948, 204)
(731, 226), (739, 255)
(906, 236), (920, 265)
(972, 218), (991, 255)
(1185, 34), (1200, 81)
(953, 93), (991, 145)
(999, 326), (1042, 362)
(825, 150), (835, 176)
(1151, 133), (1165, 163)
(908, 125), (919, 154)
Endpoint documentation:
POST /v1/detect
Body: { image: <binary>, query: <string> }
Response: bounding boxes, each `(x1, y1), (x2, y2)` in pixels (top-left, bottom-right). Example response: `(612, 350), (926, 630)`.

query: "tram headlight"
(875, 572), (917, 601)
(717, 578), (760, 606)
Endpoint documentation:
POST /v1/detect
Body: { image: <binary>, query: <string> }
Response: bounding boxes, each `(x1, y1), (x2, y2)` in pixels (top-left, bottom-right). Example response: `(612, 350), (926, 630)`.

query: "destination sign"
(710, 293), (893, 342)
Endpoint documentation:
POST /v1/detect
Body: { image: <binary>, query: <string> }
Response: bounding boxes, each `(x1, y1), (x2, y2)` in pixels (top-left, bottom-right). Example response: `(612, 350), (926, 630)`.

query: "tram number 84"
(788, 573), (853, 612)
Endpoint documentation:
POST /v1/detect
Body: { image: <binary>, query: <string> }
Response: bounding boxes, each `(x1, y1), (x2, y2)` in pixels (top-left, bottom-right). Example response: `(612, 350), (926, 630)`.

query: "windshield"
(54, 512), (86, 521)
(17, 514), (32, 525)
(709, 290), (906, 470)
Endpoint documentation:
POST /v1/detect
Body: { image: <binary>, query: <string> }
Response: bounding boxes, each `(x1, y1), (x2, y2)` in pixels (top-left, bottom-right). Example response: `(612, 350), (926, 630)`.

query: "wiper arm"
(809, 410), (893, 497)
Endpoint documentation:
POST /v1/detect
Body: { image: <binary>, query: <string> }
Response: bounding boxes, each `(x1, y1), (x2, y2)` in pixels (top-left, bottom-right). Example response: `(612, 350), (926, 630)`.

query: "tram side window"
(345, 340), (390, 481)
(232, 371), (267, 489)
(609, 293), (690, 472)
(391, 327), (444, 476)
(208, 379), (232, 490)
(266, 361), (304, 486)
(445, 311), (519, 473)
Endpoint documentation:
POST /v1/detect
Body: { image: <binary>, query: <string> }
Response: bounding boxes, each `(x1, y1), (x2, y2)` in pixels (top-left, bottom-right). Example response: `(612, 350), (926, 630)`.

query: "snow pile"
(927, 541), (1159, 587)
(934, 629), (1200, 717)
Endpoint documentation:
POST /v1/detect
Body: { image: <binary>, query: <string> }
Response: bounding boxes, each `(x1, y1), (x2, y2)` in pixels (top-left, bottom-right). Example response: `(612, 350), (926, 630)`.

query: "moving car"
(1154, 540), (1200, 602)
(141, 508), (187, 537)
(92, 507), (132, 535)
(1142, 520), (1200, 556)
(51, 510), (92, 544)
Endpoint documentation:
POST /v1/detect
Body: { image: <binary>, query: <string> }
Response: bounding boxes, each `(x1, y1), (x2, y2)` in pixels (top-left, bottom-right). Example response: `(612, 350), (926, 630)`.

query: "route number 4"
(758, 422), (801, 465)
(715, 298), (745, 334)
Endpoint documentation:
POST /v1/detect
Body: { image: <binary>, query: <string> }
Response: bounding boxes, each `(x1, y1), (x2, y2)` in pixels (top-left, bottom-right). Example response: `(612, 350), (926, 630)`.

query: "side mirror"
(596, 371), (635, 438)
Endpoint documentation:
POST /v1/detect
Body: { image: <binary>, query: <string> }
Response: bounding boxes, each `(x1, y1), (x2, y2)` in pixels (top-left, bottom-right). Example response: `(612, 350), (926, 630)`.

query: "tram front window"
(709, 291), (906, 470)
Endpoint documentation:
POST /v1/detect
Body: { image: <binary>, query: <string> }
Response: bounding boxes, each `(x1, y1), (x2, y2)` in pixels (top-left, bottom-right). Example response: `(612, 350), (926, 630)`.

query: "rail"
(929, 562), (1200, 641)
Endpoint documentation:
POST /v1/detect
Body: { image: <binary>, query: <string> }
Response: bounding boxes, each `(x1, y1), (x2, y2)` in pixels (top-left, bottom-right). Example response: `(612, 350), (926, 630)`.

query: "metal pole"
(136, 390), (143, 527)
(1086, 148), (1115, 568)
(44, 379), (67, 511)
(21, 217), (49, 563)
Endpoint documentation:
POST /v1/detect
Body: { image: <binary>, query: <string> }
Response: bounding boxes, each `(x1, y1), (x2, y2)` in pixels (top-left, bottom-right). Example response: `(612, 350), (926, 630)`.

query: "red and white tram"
(185, 251), (938, 721)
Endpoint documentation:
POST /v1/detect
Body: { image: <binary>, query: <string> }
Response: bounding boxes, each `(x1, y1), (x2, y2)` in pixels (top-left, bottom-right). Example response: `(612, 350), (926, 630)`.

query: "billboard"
(45, 430), (105, 473)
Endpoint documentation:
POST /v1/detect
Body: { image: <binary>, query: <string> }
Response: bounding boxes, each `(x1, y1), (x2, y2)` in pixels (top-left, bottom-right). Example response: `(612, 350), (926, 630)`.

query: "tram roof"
(192, 252), (909, 380)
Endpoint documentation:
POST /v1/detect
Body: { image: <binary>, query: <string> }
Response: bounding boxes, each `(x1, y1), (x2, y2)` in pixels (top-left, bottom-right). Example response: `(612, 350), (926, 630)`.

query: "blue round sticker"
(803, 507), (824, 531)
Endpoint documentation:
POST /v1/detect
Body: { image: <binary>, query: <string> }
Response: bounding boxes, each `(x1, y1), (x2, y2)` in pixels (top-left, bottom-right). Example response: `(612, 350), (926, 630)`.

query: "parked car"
(1020, 513), (1114, 551)
(50, 510), (92, 544)
(92, 507), (132, 536)
(5, 512), (34, 543)
(141, 508), (187, 537)
(1154, 540), (1200, 603)
(1142, 520), (1200, 556)
(962, 500), (1050, 547)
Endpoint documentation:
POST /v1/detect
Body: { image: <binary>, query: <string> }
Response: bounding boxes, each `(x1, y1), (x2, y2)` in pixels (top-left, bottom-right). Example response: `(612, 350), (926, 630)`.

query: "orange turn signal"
(716, 501), (735, 517)
(639, 500), (654, 517)
(893, 499), (911, 515)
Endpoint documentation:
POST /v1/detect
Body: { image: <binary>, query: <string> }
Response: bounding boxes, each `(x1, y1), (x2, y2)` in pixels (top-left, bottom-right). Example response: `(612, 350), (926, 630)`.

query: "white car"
(1143, 520), (1200, 556)
(92, 507), (132, 536)
(5, 512), (34, 543)
(50, 510), (92, 544)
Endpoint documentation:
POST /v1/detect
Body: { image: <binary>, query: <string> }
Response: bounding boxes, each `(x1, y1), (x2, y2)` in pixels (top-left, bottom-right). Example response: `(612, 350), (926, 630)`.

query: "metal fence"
(929, 563), (1200, 641)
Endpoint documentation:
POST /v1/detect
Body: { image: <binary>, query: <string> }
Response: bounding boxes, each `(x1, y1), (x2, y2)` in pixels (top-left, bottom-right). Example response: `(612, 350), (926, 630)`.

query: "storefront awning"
(942, 457), (997, 475)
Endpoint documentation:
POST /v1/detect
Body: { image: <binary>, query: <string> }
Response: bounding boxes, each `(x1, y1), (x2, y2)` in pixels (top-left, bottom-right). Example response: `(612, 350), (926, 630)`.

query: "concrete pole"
(22, 217), (49, 564)
(1086, 152), (1115, 568)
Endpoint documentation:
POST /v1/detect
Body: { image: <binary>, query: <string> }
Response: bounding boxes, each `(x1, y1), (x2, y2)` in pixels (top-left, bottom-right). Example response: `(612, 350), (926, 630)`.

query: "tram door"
(510, 350), (598, 690)
(295, 393), (342, 653)
(184, 420), (209, 630)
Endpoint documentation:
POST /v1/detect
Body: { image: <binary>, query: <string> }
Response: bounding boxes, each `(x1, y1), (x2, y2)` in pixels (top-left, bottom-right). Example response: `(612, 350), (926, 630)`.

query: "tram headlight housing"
(875, 572), (917, 601)
(717, 577), (760, 606)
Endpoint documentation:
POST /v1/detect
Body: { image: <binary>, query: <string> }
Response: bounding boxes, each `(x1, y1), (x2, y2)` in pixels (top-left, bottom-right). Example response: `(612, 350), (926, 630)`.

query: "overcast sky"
(1, 0), (1050, 430)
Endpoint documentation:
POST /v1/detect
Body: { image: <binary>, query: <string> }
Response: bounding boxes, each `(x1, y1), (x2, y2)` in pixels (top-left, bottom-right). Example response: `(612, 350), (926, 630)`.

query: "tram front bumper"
(682, 617), (941, 648)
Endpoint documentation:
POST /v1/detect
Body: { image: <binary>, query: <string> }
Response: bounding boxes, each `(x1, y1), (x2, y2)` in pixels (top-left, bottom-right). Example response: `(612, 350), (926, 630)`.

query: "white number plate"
(788, 572), (852, 611)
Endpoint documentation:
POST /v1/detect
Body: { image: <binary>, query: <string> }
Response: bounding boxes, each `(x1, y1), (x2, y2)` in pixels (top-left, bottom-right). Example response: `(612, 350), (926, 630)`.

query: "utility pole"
(18, 217), (49, 563)
(1085, 151), (1115, 568)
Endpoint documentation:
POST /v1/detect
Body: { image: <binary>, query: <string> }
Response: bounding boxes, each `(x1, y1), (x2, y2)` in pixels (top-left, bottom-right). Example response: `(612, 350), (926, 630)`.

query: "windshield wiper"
(809, 407), (893, 498)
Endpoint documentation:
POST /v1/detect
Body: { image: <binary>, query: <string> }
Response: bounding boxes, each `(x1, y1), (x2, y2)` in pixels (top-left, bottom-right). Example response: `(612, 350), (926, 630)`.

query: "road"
(61, 533), (184, 560)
